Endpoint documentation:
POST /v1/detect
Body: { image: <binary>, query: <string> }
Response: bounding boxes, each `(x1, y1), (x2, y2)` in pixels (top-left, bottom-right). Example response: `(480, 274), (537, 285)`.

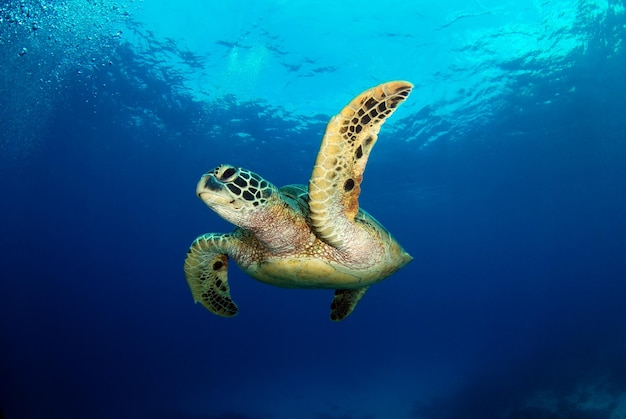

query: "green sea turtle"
(184, 81), (413, 321)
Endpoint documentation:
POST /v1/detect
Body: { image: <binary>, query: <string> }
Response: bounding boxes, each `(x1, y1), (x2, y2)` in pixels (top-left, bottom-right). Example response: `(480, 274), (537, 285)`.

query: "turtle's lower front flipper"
(184, 233), (238, 317)
(330, 287), (369, 321)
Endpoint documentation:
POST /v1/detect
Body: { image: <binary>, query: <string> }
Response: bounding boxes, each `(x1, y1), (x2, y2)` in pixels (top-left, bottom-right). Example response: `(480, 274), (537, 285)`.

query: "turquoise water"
(1, 1), (625, 418)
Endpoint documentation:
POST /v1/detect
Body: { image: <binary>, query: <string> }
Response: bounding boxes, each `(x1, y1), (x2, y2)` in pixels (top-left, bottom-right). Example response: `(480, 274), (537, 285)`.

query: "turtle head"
(196, 164), (276, 227)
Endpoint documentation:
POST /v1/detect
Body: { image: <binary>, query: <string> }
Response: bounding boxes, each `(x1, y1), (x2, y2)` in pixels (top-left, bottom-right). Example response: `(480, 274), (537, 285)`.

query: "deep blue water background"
(1, 1), (626, 418)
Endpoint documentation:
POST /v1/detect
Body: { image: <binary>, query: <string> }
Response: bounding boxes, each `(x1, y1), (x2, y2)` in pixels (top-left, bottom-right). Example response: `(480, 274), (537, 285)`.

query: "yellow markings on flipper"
(330, 287), (369, 321)
(308, 81), (413, 248)
(184, 233), (238, 317)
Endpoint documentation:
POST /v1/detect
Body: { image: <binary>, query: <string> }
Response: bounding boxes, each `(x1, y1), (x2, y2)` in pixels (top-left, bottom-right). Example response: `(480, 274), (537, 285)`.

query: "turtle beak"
(197, 173), (222, 196)
(196, 174), (233, 207)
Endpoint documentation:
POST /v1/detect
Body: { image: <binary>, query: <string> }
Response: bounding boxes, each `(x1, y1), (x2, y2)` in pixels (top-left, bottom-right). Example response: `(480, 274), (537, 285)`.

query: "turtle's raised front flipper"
(330, 287), (369, 321)
(184, 233), (238, 317)
(308, 81), (413, 248)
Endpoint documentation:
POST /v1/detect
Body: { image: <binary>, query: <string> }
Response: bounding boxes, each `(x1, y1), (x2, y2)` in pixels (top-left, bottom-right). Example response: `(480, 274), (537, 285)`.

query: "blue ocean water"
(1, 0), (625, 418)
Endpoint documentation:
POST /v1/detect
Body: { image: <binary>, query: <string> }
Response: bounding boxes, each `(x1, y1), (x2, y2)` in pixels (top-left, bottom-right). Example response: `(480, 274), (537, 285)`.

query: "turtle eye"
(219, 167), (237, 181)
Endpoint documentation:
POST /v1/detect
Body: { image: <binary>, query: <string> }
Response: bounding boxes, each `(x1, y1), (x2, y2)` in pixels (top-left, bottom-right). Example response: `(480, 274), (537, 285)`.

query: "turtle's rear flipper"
(184, 233), (238, 317)
(330, 287), (369, 321)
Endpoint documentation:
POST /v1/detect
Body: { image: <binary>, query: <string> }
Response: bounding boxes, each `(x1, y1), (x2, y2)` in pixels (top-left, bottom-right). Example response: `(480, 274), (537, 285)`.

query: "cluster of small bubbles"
(0, 0), (137, 163)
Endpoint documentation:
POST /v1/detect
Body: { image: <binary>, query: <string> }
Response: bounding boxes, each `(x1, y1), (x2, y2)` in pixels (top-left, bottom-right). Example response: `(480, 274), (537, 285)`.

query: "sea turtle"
(184, 81), (413, 321)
